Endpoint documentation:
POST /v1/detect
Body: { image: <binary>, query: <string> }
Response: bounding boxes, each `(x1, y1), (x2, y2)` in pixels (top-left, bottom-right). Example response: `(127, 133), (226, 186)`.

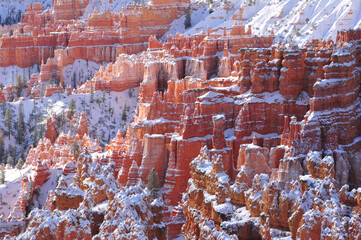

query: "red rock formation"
(45, 115), (59, 143)
(126, 160), (141, 187)
(3, 7), (361, 238)
(54, 178), (84, 210)
(53, 0), (89, 20)
(76, 112), (88, 137)
(31, 158), (51, 191)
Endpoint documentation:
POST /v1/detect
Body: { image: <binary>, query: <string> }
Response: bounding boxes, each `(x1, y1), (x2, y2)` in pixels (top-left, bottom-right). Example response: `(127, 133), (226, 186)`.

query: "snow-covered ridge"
(0, 0), (51, 25)
(165, 0), (361, 46)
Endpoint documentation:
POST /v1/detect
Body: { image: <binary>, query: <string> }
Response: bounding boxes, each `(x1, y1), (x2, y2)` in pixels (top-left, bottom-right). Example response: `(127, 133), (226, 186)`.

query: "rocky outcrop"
(45, 115), (59, 143)
(54, 178), (84, 210)
(2, 4), (361, 237)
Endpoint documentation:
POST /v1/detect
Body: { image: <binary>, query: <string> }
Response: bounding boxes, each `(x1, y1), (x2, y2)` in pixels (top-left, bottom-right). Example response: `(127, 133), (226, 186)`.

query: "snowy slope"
(0, 87), (139, 163)
(81, 0), (149, 19)
(0, 167), (31, 218)
(0, 0), (51, 25)
(164, 0), (361, 45)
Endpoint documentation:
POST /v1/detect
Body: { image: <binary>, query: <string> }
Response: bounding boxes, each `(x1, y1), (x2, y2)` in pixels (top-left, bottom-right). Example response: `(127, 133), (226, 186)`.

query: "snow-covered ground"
(0, 0), (51, 25)
(0, 64), (39, 86)
(0, 87), (139, 162)
(62, 59), (107, 88)
(164, 0), (361, 45)
(0, 167), (31, 218)
(81, 0), (147, 19)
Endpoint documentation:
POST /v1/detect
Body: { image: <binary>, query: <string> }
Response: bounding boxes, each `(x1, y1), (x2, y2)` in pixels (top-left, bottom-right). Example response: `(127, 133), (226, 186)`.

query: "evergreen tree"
(90, 80), (94, 103)
(15, 74), (22, 98)
(71, 142), (80, 160)
(22, 73), (27, 87)
(108, 101), (112, 113)
(7, 156), (13, 167)
(5, 107), (12, 137)
(33, 116), (38, 146)
(102, 91), (106, 103)
(16, 158), (24, 170)
(72, 71), (77, 89)
(184, 7), (191, 29)
(61, 110), (66, 132)
(3, 151), (7, 164)
(122, 103), (127, 122)
(39, 123), (45, 139)
(0, 136), (4, 164)
(68, 99), (76, 119)
(17, 101), (25, 143)
(0, 168), (4, 184)
(146, 167), (158, 199)
(9, 144), (16, 160)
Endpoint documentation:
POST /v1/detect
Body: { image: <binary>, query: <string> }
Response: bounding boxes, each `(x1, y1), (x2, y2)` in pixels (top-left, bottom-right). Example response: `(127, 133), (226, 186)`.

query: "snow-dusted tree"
(17, 101), (25, 143)
(22, 73), (27, 87)
(16, 158), (24, 170)
(0, 168), (4, 184)
(147, 167), (158, 199)
(5, 107), (12, 137)
(15, 74), (22, 98)
(102, 91), (106, 103)
(7, 156), (14, 167)
(39, 123), (45, 140)
(68, 99), (76, 119)
(72, 71), (77, 89)
(184, 7), (191, 29)
(122, 103), (127, 122)
(33, 116), (38, 146)
(0, 135), (4, 164)
(90, 80), (94, 103)
(61, 110), (66, 132)
(71, 142), (80, 160)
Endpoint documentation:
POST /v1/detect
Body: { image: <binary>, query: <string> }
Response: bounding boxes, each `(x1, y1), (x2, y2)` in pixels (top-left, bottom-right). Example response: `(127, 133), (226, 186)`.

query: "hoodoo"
(0, 0), (361, 239)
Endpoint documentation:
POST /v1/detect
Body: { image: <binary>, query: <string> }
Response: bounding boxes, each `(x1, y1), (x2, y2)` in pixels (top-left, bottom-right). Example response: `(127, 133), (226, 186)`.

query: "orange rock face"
(3, 0), (361, 237)
(45, 115), (59, 143)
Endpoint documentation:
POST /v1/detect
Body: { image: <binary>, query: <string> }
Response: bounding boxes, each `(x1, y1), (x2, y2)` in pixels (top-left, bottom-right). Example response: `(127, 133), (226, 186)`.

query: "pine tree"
(3, 150), (7, 162)
(68, 99), (76, 119)
(10, 144), (16, 160)
(72, 71), (77, 89)
(39, 123), (45, 139)
(22, 74), (27, 88)
(108, 101), (112, 113)
(5, 107), (12, 137)
(146, 167), (158, 199)
(122, 103), (127, 122)
(102, 91), (105, 103)
(90, 80), (94, 103)
(33, 116), (38, 146)
(7, 156), (13, 167)
(184, 7), (191, 29)
(0, 137), (4, 164)
(61, 110), (66, 132)
(71, 142), (80, 160)
(17, 101), (25, 143)
(0, 168), (5, 184)
(15, 74), (22, 98)
(16, 158), (24, 170)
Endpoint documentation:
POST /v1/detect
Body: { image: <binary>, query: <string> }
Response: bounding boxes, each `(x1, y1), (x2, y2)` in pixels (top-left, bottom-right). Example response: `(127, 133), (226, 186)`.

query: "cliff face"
(178, 30), (361, 239)
(103, 28), (360, 238)
(0, 0), (189, 102)
(1, 0), (361, 238)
